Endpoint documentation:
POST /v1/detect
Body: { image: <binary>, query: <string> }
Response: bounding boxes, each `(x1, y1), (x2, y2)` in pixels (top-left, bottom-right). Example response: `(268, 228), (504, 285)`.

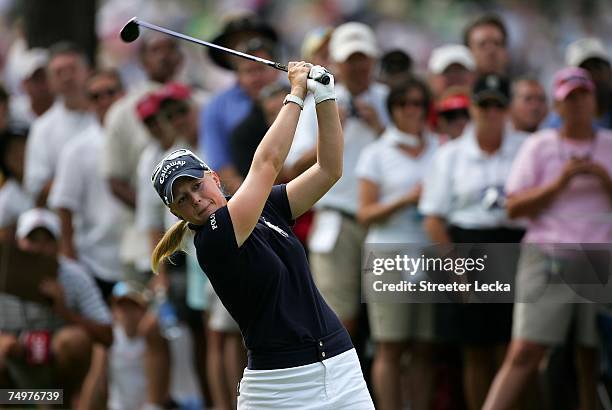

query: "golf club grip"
(274, 63), (331, 85)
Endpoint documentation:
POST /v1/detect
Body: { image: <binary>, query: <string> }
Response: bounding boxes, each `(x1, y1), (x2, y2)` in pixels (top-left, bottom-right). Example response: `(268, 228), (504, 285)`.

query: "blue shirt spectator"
(200, 84), (252, 171)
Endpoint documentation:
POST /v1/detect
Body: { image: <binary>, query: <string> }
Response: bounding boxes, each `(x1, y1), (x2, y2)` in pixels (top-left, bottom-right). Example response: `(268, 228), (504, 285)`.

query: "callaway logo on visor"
(151, 149), (211, 206)
(151, 149), (192, 184)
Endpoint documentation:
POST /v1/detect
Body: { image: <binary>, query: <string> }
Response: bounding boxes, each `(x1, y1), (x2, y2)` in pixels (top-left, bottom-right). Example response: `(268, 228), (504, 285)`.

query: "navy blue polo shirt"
(191, 184), (352, 370)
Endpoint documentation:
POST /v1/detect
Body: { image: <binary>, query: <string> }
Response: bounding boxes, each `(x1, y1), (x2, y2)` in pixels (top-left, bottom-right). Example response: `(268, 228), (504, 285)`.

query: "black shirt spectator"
(229, 105), (268, 179)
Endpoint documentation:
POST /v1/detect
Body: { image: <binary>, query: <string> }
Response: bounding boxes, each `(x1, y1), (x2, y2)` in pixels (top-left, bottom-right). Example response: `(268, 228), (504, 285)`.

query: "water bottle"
(155, 288), (182, 340)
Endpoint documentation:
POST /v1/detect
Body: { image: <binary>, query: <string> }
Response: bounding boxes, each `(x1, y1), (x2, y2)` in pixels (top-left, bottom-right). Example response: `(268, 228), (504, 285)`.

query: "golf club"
(120, 17), (331, 85)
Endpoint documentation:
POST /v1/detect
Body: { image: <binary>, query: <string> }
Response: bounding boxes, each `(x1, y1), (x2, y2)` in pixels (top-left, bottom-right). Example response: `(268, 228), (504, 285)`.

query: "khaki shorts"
(512, 245), (598, 347)
(309, 213), (366, 321)
(368, 301), (435, 342)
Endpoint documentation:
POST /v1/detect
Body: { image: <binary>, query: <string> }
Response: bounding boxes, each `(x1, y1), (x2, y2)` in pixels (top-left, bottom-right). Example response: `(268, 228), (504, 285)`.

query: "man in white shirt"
(23, 42), (96, 207)
(419, 74), (526, 410)
(288, 22), (389, 336)
(9, 48), (54, 125)
(49, 69), (130, 299)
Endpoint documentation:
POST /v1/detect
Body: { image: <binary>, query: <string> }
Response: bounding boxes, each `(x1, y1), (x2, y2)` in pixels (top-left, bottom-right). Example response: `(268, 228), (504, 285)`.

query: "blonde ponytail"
(151, 220), (190, 273)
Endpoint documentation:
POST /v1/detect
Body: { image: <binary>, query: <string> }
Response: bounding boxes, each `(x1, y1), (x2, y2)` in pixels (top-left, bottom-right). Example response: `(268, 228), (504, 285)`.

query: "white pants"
(237, 348), (374, 409)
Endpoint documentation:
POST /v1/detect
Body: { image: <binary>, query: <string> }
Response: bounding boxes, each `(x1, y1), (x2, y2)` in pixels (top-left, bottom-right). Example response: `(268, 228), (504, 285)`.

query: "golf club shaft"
(132, 18), (330, 84)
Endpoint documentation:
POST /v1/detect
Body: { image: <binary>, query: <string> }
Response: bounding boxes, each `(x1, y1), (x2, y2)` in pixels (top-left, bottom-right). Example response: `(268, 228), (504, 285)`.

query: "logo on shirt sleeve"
(261, 216), (288, 238)
(210, 213), (218, 230)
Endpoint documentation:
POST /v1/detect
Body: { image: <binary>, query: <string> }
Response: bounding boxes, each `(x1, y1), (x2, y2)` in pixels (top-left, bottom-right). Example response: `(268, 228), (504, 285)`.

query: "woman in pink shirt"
(484, 67), (612, 410)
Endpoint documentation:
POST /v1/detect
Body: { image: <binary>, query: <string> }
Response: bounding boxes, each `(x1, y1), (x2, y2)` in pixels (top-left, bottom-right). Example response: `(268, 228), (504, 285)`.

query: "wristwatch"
(283, 94), (304, 110)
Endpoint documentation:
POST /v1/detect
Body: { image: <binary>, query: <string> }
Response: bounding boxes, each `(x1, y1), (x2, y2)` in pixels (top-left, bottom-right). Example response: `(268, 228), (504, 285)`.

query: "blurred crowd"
(0, 1), (611, 410)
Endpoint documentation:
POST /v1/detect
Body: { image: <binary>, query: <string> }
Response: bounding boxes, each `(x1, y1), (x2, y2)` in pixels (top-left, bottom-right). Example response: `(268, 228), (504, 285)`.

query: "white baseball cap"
(16, 208), (61, 240)
(15, 48), (49, 82)
(329, 22), (379, 63)
(428, 44), (475, 74)
(565, 37), (610, 67)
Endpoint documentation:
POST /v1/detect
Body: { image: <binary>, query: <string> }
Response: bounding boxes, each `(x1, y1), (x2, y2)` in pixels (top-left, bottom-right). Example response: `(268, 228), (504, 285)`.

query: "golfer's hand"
(307, 65), (335, 104)
(287, 61), (310, 100)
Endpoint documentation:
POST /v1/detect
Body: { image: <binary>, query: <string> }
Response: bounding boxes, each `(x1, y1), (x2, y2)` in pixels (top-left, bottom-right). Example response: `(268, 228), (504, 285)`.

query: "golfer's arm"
(229, 94), (305, 246)
(287, 100), (343, 219)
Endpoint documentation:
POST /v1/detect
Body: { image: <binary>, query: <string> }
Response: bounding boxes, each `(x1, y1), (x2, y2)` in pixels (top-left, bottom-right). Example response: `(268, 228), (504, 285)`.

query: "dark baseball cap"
(472, 74), (511, 106)
(151, 149), (211, 206)
(209, 13), (278, 70)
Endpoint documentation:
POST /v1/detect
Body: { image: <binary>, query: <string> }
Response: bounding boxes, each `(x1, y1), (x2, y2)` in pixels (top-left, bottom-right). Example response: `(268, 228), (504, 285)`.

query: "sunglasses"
(88, 87), (120, 102)
(477, 100), (507, 110)
(396, 98), (425, 108)
(163, 104), (189, 121)
(439, 109), (470, 122)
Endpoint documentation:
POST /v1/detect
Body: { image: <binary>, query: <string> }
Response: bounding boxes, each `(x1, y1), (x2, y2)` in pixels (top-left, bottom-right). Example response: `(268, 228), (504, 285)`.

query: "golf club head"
(120, 17), (140, 43)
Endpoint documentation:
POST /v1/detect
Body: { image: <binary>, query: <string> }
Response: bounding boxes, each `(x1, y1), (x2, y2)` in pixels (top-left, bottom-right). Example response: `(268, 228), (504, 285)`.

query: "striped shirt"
(0, 257), (112, 332)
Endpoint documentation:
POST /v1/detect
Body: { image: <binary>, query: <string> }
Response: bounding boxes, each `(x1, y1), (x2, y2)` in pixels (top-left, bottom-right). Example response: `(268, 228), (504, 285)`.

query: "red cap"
(136, 92), (162, 121)
(437, 94), (470, 113)
(155, 82), (191, 103)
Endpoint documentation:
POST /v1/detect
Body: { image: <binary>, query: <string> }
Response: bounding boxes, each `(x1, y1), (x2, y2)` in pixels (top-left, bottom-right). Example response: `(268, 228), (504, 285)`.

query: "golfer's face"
(171, 174), (225, 225)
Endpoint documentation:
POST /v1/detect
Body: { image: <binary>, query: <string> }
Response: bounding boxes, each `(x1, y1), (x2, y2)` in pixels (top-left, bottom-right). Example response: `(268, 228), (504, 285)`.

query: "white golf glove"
(307, 65), (335, 105)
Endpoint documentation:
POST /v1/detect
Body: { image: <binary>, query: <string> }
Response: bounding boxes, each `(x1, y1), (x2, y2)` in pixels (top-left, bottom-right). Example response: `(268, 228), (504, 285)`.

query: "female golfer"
(150, 62), (374, 409)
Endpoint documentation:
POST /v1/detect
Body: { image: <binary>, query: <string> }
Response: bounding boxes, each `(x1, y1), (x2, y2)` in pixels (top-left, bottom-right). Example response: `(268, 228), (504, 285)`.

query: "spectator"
(9, 48), (54, 125)
(435, 86), (471, 141)
(378, 49), (414, 88)
(159, 86), (199, 148)
(230, 82), (290, 179)
(509, 77), (548, 134)
(23, 42), (96, 206)
(356, 78), (439, 410)
(103, 34), (183, 209)
(107, 281), (150, 410)
(0, 86), (9, 133)
(484, 67), (612, 410)
(289, 22), (389, 337)
(567, 37), (612, 129)
(427, 44), (476, 99)
(201, 29), (279, 194)
(0, 208), (112, 407)
(301, 26), (333, 69)
(542, 39), (612, 131)
(419, 74), (527, 410)
(463, 14), (510, 76)
(136, 83), (196, 264)
(0, 125), (33, 242)
(48, 69), (129, 301)
(102, 33), (183, 278)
